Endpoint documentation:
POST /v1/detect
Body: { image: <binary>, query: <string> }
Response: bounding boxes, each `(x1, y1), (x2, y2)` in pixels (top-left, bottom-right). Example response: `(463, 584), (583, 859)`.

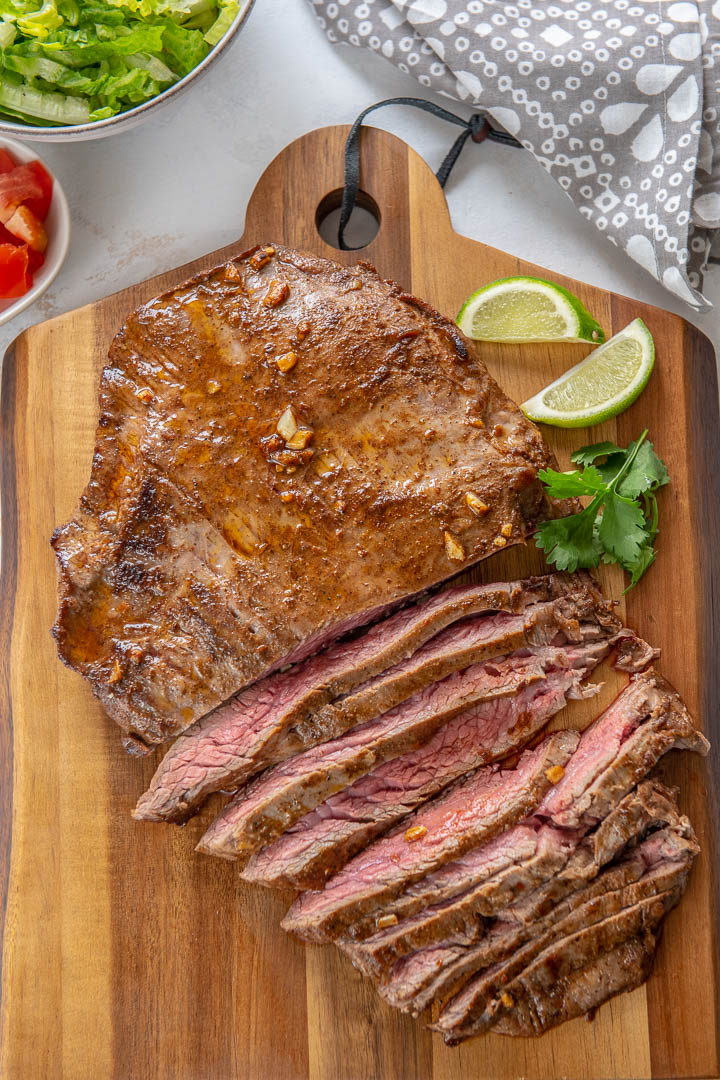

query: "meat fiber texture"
(433, 840), (692, 1043)
(282, 730), (579, 942)
(241, 647), (605, 889)
(196, 641), (601, 864)
(342, 781), (690, 984)
(135, 573), (620, 826)
(367, 793), (697, 1014)
(282, 672), (708, 1041)
(51, 244), (563, 752)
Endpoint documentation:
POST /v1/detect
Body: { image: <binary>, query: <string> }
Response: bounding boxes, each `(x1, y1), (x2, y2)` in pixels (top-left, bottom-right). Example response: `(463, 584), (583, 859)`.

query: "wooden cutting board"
(1, 125), (718, 1080)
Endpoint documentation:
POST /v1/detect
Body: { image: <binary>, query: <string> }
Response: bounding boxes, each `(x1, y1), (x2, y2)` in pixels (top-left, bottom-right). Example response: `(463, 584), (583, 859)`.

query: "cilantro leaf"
(570, 442), (625, 467)
(617, 439), (669, 498)
(537, 465), (605, 499)
(597, 493), (649, 566)
(536, 430), (669, 590)
(623, 545), (657, 591)
(535, 505), (602, 572)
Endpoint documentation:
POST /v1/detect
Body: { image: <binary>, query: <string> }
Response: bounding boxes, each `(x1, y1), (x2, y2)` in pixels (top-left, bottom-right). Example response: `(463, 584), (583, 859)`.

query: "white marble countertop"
(1, 0), (718, 361)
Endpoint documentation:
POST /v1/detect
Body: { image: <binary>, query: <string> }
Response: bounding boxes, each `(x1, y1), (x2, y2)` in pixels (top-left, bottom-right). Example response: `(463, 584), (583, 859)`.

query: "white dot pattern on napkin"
(310, 0), (720, 309)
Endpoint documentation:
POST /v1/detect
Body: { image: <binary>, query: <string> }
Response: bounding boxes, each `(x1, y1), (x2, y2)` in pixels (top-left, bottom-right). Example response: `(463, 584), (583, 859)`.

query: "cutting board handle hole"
(316, 188), (380, 250)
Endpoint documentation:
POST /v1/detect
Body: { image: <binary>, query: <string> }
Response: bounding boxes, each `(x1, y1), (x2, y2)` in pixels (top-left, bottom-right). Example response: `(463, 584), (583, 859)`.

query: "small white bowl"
(0, 137), (70, 326)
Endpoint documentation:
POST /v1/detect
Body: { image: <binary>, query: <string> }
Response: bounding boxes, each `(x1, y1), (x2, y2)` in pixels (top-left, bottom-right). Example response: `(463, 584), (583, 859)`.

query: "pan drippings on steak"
(52, 245), (564, 752)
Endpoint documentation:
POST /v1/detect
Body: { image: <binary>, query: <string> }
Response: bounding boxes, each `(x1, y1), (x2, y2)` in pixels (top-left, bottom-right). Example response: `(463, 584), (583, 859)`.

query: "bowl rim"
(0, 0), (255, 139)
(0, 136), (71, 326)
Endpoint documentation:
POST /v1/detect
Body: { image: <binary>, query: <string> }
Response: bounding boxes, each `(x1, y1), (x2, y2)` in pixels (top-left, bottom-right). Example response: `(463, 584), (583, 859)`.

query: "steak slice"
(536, 670), (709, 830)
(242, 647), (605, 889)
(198, 640), (589, 863)
(134, 573), (584, 823)
(379, 848), (648, 1017)
(344, 823), (565, 947)
(281, 730), (578, 942)
(433, 834), (693, 1043)
(346, 780), (687, 984)
(52, 245), (562, 751)
(287, 589), (618, 750)
(492, 937), (654, 1037)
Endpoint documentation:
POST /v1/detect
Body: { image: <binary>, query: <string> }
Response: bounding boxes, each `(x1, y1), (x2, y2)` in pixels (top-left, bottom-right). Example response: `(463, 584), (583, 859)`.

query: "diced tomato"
(0, 244), (31, 299)
(23, 161), (53, 221)
(0, 149), (17, 175)
(5, 205), (47, 253)
(0, 165), (44, 225)
(0, 222), (19, 246)
(27, 248), (45, 273)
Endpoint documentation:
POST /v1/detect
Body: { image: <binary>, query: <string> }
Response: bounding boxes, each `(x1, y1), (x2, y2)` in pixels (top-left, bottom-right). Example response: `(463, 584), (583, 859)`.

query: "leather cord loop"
(338, 97), (523, 251)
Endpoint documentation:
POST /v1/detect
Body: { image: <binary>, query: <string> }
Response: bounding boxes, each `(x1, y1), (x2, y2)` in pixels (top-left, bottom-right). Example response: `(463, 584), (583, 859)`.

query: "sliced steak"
(379, 850), (643, 1016)
(342, 771), (687, 951)
(345, 780), (688, 982)
(536, 670), (709, 830)
(289, 588), (619, 749)
(281, 730), (578, 942)
(199, 642), (587, 863)
(492, 937), (654, 1037)
(134, 573), (585, 822)
(376, 822), (696, 1015)
(52, 245), (564, 750)
(344, 822), (566, 946)
(242, 647), (605, 889)
(434, 836), (693, 1043)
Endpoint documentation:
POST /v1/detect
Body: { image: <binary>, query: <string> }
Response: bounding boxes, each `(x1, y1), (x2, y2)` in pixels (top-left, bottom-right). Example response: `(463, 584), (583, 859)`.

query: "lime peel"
(456, 275), (605, 344)
(521, 318), (655, 429)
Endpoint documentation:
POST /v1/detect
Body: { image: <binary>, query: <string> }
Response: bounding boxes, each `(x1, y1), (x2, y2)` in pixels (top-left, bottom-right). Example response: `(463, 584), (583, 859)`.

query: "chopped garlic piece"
(277, 406), (298, 441)
(466, 492), (489, 516)
(277, 350), (298, 373)
(444, 531), (465, 561)
(286, 428), (313, 450)
(404, 825), (427, 843)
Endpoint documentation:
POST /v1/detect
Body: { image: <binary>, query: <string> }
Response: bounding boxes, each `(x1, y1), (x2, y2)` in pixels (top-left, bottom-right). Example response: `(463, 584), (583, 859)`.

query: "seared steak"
(536, 670), (709, 829)
(281, 730), (578, 942)
(346, 781), (688, 984)
(285, 591), (615, 749)
(134, 573), (588, 823)
(434, 832), (693, 1043)
(241, 649), (605, 889)
(52, 245), (562, 751)
(198, 641), (592, 863)
(492, 937), (654, 1036)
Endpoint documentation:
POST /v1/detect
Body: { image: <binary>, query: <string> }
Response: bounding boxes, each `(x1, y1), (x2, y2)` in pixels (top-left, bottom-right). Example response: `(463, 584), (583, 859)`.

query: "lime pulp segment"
(521, 318), (655, 428)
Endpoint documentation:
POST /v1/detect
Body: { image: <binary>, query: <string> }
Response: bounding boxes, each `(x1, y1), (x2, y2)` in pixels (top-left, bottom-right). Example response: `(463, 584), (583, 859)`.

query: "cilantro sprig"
(535, 430), (669, 590)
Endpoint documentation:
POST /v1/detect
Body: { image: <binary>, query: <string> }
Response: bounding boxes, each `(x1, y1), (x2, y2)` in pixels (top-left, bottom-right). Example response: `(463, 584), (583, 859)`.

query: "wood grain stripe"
(0, 337), (17, 1061)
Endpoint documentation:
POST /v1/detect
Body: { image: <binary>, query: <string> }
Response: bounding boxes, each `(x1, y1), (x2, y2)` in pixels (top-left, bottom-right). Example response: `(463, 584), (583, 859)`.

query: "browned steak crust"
(52, 245), (562, 751)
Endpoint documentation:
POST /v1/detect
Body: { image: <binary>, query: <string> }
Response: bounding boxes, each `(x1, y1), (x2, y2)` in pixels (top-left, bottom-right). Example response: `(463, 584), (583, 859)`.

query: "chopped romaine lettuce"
(0, 0), (241, 125)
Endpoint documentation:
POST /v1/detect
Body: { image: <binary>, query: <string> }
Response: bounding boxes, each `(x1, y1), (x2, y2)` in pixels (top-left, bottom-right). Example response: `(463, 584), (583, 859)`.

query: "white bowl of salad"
(0, 137), (70, 322)
(0, 0), (254, 139)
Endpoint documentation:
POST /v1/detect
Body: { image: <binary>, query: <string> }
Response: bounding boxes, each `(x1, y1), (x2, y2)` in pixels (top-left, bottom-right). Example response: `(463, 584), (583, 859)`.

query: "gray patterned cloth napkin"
(309, 0), (720, 310)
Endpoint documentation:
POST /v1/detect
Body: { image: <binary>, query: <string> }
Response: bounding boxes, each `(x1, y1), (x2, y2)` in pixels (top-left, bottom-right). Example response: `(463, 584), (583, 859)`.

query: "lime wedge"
(521, 318), (655, 428)
(457, 276), (605, 344)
